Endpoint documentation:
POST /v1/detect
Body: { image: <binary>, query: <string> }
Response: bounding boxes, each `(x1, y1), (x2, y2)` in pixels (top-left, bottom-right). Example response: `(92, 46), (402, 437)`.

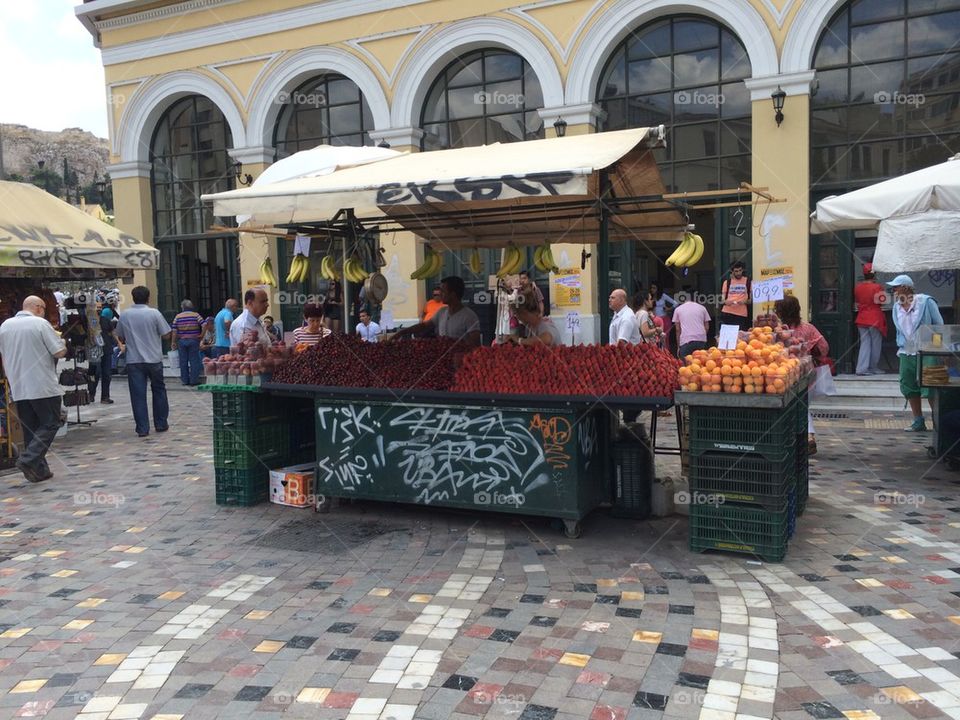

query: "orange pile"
(678, 327), (802, 394)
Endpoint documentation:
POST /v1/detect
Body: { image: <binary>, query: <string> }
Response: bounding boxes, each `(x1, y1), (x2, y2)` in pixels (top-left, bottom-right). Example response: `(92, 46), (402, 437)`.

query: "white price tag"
(752, 276), (784, 303)
(293, 233), (311, 257)
(565, 311), (581, 333)
(380, 309), (395, 330)
(718, 324), (740, 350)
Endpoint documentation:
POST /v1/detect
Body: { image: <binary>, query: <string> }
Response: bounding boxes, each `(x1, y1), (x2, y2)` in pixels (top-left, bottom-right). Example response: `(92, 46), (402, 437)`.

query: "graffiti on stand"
(528, 414), (574, 470)
(376, 172), (579, 205)
(0, 224), (156, 269)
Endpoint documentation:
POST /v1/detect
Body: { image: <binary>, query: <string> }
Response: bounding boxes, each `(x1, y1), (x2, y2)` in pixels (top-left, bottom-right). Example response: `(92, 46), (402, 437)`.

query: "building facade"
(77, 0), (960, 362)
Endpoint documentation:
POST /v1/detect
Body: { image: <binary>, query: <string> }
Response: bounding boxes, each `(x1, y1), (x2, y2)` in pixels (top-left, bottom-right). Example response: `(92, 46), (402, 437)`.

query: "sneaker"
(16, 461), (45, 483)
(906, 417), (927, 432)
(101, 398), (114, 404)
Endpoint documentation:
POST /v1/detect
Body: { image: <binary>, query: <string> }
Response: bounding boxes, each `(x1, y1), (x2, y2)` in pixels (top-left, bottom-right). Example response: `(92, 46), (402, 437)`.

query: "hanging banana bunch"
(664, 231), (705, 268)
(258, 256), (278, 286)
(469, 247), (483, 275)
(343, 255), (370, 283)
(495, 242), (523, 278)
(285, 253), (310, 284)
(533, 241), (559, 274)
(319, 255), (341, 282)
(410, 246), (444, 280)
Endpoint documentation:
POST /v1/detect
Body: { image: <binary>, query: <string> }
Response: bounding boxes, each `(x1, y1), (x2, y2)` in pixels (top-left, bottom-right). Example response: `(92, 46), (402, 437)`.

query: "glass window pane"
(851, 0), (904, 23)
(720, 119), (751, 155)
(851, 20), (905, 62)
(904, 133), (960, 170)
(599, 55), (626, 98)
(910, 0), (960, 11)
(812, 108), (848, 146)
(674, 122), (718, 159)
(484, 52), (522, 82)
(673, 19), (719, 53)
(719, 155), (751, 187)
(814, 12), (849, 67)
(848, 103), (901, 140)
(812, 145), (850, 184)
(627, 93), (670, 127)
(296, 109), (324, 141)
(326, 77), (359, 105)
(674, 85), (721, 121)
(674, 161), (718, 191)
(447, 58), (483, 87)
(627, 21), (670, 59)
(522, 64), (543, 108)
(448, 118), (486, 147)
(847, 139), (901, 181)
(720, 81), (750, 117)
(484, 80), (524, 114)
(628, 57), (672, 94)
(422, 88), (447, 123)
(850, 60), (905, 102)
(447, 86), (483, 120)
(487, 114), (525, 143)
(361, 98), (373, 131)
(421, 123), (447, 151)
(813, 68), (849, 106)
(908, 10), (960, 53)
(601, 98), (627, 130)
(673, 48), (720, 86)
(329, 104), (362, 136)
(524, 110), (543, 138)
(720, 31), (751, 80)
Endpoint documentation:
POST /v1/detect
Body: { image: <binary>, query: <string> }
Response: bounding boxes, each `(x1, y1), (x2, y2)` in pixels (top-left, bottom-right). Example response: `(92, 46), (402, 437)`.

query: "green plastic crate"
(688, 446), (796, 508)
(689, 404), (799, 460)
(689, 502), (790, 562)
(796, 433), (809, 514)
(214, 422), (289, 470)
(610, 441), (653, 519)
(215, 466), (268, 506)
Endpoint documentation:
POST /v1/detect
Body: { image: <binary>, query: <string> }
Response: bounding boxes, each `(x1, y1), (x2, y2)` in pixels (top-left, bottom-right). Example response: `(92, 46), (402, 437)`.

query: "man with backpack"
(720, 261), (751, 331)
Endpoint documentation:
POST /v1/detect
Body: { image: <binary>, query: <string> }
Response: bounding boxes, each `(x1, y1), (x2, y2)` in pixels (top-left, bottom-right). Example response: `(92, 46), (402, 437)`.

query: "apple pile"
(452, 343), (681, 398)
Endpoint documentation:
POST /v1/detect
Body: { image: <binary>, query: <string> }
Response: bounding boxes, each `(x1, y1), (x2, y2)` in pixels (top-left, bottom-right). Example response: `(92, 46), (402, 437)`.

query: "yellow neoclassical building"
(77, 0), (960, 363)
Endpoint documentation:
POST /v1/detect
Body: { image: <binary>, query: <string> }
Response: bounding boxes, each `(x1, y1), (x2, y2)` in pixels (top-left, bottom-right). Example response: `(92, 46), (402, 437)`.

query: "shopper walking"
(116, 286), (171, 438)
(673, 294), (711, 359)
(634, 291), (663, 344)
(213, 298), (238, 357)
(98, 294), (120, 403)
(608, 288), (641, 345)
(650, 281), (677, 352)
(720, 261), (752, 331)
(0, 296), (67, 482)
(854, 263), (887, 375)
(170, 299), (204, 386)
(888, 274), (944, 431)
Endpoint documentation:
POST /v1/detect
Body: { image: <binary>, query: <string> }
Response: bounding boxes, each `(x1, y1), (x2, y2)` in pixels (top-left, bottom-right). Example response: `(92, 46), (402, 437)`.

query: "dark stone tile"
(372, 630), (402, 642)
(128, 594), (155, 604)
(645, 585), (669, 595)
(25, 572), (47, 580)
(686, 575), (710, 584)
(48, 588), (82, 598)
(677, 672), (710, 689)
(442, 674), (478, 691)
(633, 691), (669, 710)
(616, 608), (643, 618)
(55, 690), (93, 708)
(329, 597), (347, 609)
(595, 595), (620, 605)
(530, 616), (557, 627)
(656, 642), (687, 657)
(826, 669), (865, 686)
(669, 604), (694, 615)
(834, 565), (859, 572)
(849, 606), (882, 617)
(659, 571), (684, 579)
(573, 583), (597, 593)
(518, 704), (557, 720)
(489, 629), (520, 643)
(536, 549), (554, 556)
(485, 607), (512, 618)
(520, 594), (545, 604)
(286, 635), (318, 649)
(800, 574), (828, 582)
(47, 673), (80, 688)
(174, 683), (214, 699)
(235, 685), (273, 702)
(801, 701), (845, 718)
(326, 622), (357, 634)
(834, 555), (859, 562)
(308, 580), (332, 590)
(328, 648), (360, 661)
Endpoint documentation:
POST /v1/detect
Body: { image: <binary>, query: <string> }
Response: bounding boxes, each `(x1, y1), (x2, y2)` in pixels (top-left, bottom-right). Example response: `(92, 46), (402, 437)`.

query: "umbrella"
(810, 154), (960, 271)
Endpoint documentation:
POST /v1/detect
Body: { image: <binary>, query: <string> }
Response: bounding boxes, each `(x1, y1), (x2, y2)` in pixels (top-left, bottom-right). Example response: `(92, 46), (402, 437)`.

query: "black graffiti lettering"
(120, 234), (141, 248)
(377, 172), (579, 206)
(376, 183), (412, 205)
(406, 181), (462, 204)
(453, 178), (503, 201)
(18, 248), (75, 267)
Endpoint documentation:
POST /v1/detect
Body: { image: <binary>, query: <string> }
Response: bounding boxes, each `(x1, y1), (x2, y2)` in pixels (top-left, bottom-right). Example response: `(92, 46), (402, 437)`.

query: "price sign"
(565, 311), (581, 333)
(718, 324), (740, 350)
(752, 276), (784, 303)
(380, 309), (395, 330)
(293, 233), (311, 257)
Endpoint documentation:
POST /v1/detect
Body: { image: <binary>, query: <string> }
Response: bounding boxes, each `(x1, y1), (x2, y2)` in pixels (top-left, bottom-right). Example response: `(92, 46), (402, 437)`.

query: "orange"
(744, 384), (755, 394)
(751, 366), (763, 377)
(705, 360), (716, 372)
(722, 376), (733, 386)
(728, 385), (742, 393)
(710, 374), (721, 384)
(765, 384), (777, 394)
(720, 365), (731, 376)
(687, 383), (699, 391)
(711, 384), (722, 393)
(774, 378), (785, 391)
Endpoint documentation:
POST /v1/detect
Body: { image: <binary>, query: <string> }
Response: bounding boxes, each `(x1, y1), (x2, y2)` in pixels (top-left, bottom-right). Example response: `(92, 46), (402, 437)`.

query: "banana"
(259, 257), (278, 285)
(684, 233), (705, 267)
(469, 248), (482, 275)
(665, 232), (692, 267)
(344, 256), (369, 283)
(672, 232), (698, 267)
(497, 243), (522, 278)
(541, 243), (559, 273)
(285, 255), (300, 284)
(410, 248), (434, 280)
(428, 250), (444, 277)
(533, 245), (546, 272)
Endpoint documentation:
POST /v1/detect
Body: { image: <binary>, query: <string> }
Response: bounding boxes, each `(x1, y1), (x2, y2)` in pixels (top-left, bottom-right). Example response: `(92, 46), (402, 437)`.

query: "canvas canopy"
(810, 154), (960, 272)
(0, 181), (158, 274)
(204, 127), (685, 246)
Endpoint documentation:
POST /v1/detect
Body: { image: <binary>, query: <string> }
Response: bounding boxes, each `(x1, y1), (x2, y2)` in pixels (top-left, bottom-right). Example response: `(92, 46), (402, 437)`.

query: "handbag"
(89, 344), (103, 364)
(809, 364), (837, 399)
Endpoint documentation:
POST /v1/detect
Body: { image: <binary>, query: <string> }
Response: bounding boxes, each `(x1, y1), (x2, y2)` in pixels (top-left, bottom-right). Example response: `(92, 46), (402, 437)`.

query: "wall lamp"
(233, 161), (253, 187)
(772, 86), (786, 127)
(553, 117), (567, 137)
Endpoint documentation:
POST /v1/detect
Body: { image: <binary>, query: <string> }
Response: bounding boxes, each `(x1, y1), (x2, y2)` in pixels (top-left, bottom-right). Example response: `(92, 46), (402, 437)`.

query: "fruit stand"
(919, 325), (960, 468)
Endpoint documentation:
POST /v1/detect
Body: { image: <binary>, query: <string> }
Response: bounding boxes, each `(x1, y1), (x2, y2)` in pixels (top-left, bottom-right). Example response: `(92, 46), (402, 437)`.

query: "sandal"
(808, 438), (818, 456)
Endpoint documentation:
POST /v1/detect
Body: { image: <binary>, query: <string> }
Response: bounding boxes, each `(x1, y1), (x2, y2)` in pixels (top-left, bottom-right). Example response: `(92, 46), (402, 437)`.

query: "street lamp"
(553, 117), (567, 138)
(233, 161), (253, 187)
(772, 86), (786, 127)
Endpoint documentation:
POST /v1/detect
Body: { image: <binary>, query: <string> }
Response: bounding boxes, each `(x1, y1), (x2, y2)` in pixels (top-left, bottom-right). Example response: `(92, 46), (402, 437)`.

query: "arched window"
(420, 49), (545, 150)
(150, 95), (237, 318)
(596, 17), (752, 192)
(273, 74), (373, 158)
(811, 0), (960, 190)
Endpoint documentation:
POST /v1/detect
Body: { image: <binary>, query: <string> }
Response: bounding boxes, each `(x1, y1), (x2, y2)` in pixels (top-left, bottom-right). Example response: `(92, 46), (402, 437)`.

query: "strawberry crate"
(214, 422), (289, 470)
(689, 502), (790, 563)
(688, 405), (798, 460)
(212, 391), (285, 433)
(215, 466), (269, 506)
(688, 445), (796, 509)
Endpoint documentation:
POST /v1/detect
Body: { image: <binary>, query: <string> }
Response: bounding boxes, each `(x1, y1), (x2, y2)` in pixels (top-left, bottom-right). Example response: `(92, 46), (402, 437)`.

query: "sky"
(0, 2), (108, 138)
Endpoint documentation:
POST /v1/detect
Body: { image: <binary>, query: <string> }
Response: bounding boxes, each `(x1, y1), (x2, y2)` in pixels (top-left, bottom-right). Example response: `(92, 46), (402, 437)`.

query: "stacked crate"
(687, 392), (803, 562)
(212, 391), (315, 506)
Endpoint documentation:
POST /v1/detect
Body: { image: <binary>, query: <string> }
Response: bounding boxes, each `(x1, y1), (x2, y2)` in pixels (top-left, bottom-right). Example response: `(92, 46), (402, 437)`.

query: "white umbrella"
(810, 154), (960, 271)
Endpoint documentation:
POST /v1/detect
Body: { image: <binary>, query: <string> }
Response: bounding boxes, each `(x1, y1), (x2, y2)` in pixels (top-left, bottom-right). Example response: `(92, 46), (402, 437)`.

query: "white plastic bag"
(809, 364), (837, 399)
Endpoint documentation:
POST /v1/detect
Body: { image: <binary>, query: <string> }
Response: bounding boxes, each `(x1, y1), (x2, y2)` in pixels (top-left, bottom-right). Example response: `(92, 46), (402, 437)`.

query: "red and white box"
(269, 463), (315, 507)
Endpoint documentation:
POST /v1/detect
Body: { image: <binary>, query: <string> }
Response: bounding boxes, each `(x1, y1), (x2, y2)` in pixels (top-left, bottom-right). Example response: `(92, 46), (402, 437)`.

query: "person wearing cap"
(888, 274), (944, 431)
(854, 263), (887, 375)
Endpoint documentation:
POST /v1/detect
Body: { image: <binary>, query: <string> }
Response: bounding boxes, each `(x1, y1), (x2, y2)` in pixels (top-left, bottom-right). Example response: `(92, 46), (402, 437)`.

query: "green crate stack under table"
(678, 378), (809, 563)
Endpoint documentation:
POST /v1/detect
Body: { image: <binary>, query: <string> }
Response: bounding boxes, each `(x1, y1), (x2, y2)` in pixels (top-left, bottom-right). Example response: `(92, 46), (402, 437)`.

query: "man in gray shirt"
(0, 296), (67, 482)
(116, 286), (171, 437)
(390, 276), (481, 349)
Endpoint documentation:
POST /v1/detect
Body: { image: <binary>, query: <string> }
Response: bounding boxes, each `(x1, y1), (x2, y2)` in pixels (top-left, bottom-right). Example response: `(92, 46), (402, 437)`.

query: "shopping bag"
(809, 364), (837, 399)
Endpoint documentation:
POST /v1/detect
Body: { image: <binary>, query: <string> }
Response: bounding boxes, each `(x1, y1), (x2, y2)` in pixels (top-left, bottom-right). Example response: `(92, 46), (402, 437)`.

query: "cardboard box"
(269, 463), (315, 507)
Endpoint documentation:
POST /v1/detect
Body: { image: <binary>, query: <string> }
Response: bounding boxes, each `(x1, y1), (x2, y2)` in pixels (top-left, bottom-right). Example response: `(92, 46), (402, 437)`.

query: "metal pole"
(598, 170), (612, 344)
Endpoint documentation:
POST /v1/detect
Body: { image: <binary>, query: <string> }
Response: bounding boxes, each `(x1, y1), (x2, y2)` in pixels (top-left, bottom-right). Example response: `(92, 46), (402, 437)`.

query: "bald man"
(229, 287), (272, 348)
(608, 288), (641, 345)
(0, 296), (67, 482)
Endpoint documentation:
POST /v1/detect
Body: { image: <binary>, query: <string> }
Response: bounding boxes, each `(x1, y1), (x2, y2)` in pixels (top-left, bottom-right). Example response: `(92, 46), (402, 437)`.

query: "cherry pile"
(451, 343), (681, 398)
(272, 335), (460, 391)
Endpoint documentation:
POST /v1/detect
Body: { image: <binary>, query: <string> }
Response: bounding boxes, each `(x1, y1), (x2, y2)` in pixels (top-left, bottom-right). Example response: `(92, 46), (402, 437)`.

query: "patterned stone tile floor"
(1, 387), (960, 720)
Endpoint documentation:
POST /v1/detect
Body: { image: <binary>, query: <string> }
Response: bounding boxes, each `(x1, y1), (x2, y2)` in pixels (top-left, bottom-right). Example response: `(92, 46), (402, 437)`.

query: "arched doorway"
(150, 95), (239, 319)
(810, 0), (960, 369)
(596, 16), (753, 315)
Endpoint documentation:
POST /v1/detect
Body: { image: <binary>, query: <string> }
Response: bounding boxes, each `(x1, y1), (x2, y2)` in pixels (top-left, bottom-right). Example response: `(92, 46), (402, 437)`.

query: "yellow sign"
(759, 266), (794, 294)
(552, 268), (581, 307)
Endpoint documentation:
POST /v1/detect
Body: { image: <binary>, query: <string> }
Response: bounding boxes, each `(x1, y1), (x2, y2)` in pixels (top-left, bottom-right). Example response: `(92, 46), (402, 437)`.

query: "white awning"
(204, 127), (685, 244)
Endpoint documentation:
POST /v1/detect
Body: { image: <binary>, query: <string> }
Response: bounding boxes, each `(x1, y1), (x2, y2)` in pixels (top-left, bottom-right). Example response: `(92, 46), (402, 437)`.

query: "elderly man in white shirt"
(608, 288), (641, 345)
(229, 287), (272, 349)
(0, 296), (67, 482)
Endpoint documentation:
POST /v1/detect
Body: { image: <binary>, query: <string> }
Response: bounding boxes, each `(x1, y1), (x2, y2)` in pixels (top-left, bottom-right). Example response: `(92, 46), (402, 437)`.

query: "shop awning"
(0, 181), (159, 274)
(809, 154), (960, 272)
(204, 127), (686, 245)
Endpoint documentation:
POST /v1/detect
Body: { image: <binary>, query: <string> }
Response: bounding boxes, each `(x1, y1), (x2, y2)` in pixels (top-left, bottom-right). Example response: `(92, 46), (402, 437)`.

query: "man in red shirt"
(854, 263), (887, 375)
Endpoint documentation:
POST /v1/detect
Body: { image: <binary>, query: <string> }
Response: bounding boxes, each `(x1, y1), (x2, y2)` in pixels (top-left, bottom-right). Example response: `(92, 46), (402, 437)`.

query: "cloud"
(0, 1), (108, 137)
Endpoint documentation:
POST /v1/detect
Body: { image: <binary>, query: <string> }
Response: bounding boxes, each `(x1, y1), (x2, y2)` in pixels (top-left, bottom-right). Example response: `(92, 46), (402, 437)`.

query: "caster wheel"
(562, 520), (582, 539)
(927, 446), (938, 459)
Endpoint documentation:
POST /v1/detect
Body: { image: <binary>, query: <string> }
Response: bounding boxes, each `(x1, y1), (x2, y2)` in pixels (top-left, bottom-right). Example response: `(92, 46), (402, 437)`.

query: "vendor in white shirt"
(229, 287), (272, 348)
(608, 288), (641, 345)
(356, 309), (380, 342)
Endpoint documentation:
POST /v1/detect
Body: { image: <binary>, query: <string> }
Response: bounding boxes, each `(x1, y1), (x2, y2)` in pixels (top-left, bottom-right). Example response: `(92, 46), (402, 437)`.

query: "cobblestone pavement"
(2, 389), (960, 720)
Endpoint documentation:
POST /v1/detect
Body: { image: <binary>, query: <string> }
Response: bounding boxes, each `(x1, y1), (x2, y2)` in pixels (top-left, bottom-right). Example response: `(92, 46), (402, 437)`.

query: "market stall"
(201, 128), (784, 536)
(918, 326), (960, 468)
(0, 181), (159, 465)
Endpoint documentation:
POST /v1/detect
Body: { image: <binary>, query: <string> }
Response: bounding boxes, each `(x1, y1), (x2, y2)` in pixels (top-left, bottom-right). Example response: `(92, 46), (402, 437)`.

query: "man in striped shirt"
(170, 299), (205, 385)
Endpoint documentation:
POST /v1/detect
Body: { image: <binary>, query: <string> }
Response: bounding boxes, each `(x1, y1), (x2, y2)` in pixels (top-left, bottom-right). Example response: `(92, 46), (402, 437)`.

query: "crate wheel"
(562, 520), (582, 539)
(927, 446), (938, 459)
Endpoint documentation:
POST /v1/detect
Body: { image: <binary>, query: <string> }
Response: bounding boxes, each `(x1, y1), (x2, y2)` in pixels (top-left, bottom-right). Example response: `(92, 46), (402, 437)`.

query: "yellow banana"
(469, 248), (482, 275)
(541, 243), (558, 273)
(410, 248), (434, 280)
(684, 233), (705, 267)
(672, 232), (698, 267)
(533, 245), (546, 272)
(425, 250), (443, 278)
(285, 255), (300, 284)
(665, 233), (691, 267)
(497, 244), (521, 278)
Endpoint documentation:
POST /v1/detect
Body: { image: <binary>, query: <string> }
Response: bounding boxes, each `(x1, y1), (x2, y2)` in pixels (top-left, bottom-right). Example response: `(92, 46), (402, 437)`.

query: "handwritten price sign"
(752, 277), (784, 303)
